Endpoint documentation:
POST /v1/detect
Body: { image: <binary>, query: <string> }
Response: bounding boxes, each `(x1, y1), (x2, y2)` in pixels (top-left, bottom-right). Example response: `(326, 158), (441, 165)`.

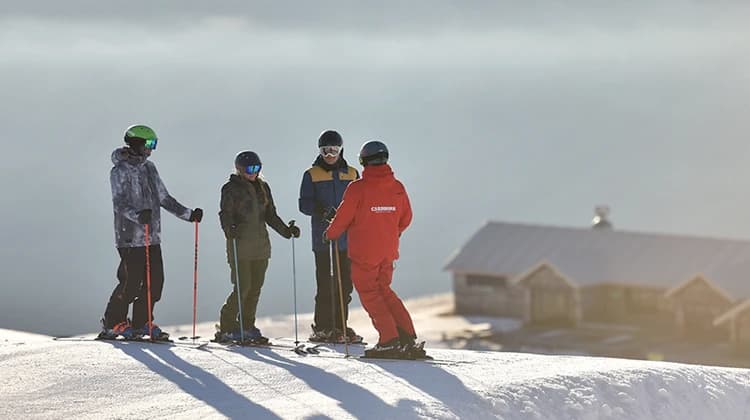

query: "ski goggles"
(244, 164), (262, 175)
(144, 138), (158, 150)
(319, 145), (342, 158)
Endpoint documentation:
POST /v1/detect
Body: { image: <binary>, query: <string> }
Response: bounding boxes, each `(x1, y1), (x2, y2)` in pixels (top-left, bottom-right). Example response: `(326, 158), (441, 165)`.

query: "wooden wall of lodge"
(453, 272), (741, 341)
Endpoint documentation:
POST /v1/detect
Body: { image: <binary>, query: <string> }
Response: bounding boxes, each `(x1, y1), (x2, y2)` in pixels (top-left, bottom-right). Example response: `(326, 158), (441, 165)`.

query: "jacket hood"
(362, 163), (393, 180)
(111, 147), (147, 166)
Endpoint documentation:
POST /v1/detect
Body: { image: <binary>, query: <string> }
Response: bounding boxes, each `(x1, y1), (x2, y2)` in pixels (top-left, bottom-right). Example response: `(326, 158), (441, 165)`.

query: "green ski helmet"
(124, 124), (158, 150)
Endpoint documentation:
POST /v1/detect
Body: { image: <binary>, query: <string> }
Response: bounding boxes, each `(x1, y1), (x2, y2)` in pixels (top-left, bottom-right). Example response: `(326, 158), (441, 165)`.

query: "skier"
(100, 124), (203, 340)
(215, 151), (300, 344)
(298, 130), (363, 344)
(324, 141), (426, 359)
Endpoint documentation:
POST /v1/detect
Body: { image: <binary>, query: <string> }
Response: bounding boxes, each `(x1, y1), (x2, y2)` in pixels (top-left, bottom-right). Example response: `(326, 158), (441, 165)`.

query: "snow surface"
(2, 295), (750, 419)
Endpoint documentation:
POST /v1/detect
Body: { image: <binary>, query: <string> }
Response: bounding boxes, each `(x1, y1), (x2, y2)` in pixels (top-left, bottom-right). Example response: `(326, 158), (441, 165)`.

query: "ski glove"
(288, 221), (301, 238)
(227, 224), (239, 239)
(137, 209), (152, 225)
(190, 208), (203, 223)
(323, 207), (337, 223)
(322, 230), (331, 244)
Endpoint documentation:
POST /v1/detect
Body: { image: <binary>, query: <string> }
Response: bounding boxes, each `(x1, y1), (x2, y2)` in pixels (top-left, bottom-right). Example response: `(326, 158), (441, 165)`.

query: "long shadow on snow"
(241, 347), (425, 420)
(108, 341), (280, 419)
(374, 358), (498, 420)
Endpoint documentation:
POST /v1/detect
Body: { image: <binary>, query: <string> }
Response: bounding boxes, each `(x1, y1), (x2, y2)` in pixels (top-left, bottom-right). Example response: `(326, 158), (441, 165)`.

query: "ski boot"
(345, 327), (364, 344)
(243, 327), (269, 345)
(136, 322), (171, 341)
(363, 338), (406, 359)
(213, 330), (242, 343)
(398, 328), (430, 359)
(98, 319), (135, 340)
(402, 341), (431, 360)
(309, 324), (334, 343)
(328, 328), (347, 344)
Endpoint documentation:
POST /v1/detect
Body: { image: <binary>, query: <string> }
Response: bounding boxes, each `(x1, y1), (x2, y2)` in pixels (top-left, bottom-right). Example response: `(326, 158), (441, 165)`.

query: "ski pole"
(333, 239), (350, 357)
(290, 220), (300, 346)
(192, 221), (199, 341)
(145, 223), (153, 338)
(232, 238), (245, 343)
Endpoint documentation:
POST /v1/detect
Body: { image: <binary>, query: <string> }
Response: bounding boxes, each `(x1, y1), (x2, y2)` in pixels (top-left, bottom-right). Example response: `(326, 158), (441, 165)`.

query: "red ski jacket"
(325, 164), (412, 265)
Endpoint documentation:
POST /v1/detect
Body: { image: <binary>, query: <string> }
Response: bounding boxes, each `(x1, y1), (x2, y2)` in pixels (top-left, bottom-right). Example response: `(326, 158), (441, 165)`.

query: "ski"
(98, 336), (176, 345)
(305, 339), (368, 346)
(53, 336), (470, 365)
(209, 338), (323, 355)
(209, 339), (462, 365)
(53, 336), (208, 349)
(178, 336), (202, 341)
(213, 339), (466, 365)
(356, 357), (467, 366)
(54, 335), (173, 343)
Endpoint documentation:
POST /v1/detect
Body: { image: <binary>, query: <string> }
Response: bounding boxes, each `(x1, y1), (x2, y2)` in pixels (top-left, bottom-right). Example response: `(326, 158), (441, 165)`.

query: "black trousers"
(313, 247), (353, 331)
(103, 245), (164, 329)
(219, 258), (269, 333)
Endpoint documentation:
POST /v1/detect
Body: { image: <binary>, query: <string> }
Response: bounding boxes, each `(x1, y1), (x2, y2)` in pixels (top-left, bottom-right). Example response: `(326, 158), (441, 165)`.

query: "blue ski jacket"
(298, 156), (359, 252)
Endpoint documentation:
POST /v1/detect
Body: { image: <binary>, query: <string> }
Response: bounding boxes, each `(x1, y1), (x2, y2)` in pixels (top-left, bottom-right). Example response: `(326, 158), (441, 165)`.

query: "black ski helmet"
(235, 151), (262, 168)
(318, 130), (343, 147)
(359, 140), (389, 166)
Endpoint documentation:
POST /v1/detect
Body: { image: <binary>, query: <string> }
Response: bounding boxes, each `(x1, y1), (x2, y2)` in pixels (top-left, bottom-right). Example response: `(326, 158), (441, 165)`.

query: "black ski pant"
(219, 258), (269, 333)
(103, 245), (164, 330)
(313, 247), (353, 331)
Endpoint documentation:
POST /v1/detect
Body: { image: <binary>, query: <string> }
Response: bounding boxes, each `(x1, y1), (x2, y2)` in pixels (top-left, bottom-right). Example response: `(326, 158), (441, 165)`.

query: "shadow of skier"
(371, 358), (498, 419)
(240, 348), (425, 420)
(109, 341), (280, 419)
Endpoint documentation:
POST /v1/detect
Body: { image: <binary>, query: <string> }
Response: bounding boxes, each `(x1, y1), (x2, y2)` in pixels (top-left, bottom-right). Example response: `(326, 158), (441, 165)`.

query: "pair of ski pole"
(232, 220), (305, 347)
(287, 223), (349, 356)
(145, 219), (344, 353)
(143, 221), (201, 341)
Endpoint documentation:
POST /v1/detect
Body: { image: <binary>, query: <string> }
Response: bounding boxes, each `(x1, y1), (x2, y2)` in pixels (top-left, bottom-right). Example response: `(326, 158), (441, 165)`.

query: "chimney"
(592, 205), (613, 230)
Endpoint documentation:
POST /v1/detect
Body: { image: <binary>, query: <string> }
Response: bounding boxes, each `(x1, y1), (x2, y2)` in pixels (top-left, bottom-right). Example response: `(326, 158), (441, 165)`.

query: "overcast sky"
(2, 2), (750, 335)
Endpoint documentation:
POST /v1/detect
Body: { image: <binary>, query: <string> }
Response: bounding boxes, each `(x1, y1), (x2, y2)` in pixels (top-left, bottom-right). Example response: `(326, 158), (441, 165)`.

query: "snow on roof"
(664, 274), (733, 302)
(444, 221), (750, 298)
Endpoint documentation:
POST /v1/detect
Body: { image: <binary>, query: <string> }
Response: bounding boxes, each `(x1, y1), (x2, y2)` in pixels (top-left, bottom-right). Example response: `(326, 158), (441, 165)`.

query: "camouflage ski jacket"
(219, 174), (291, 262)
(110, 147), (192, 248)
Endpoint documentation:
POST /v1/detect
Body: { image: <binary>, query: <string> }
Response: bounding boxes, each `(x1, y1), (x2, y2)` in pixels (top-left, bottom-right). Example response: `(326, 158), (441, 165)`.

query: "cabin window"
(466, 275), (507, 289)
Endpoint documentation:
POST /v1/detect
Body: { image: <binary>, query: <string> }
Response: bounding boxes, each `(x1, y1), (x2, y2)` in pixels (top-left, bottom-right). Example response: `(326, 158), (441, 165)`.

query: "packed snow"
(2, 295), (750, 419)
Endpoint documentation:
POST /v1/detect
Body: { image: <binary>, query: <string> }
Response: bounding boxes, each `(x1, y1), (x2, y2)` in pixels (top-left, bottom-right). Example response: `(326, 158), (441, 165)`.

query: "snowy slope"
(2, 327), (750, 420)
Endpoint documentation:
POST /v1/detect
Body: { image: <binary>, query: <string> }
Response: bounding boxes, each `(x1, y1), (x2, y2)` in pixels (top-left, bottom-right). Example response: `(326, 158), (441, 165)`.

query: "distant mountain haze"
(1, 2), (750, 334)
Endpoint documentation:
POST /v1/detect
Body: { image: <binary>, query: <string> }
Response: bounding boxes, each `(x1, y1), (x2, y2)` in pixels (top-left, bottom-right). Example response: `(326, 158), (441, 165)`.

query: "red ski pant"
(351, 258), (415, 345)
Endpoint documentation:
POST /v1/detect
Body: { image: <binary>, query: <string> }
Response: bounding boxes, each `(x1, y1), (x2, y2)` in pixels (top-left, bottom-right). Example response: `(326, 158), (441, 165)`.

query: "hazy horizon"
(2, 2), (750, 335)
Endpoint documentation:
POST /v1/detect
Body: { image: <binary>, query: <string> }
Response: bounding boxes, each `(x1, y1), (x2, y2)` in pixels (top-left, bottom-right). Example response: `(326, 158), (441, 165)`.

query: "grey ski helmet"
(359, 141), (389, 166)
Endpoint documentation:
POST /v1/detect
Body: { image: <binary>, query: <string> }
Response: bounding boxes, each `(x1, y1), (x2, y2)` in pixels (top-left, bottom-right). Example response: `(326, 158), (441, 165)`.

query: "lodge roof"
(444, 221), (750, 298)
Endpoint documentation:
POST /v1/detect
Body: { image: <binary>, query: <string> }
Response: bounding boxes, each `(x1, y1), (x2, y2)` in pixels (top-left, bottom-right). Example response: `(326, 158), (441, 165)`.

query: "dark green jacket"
(219, 174), (291, 262)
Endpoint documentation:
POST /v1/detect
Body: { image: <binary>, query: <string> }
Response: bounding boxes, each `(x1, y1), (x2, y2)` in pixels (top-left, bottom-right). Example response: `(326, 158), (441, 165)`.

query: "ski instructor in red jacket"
(325, 140), (426, 359)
